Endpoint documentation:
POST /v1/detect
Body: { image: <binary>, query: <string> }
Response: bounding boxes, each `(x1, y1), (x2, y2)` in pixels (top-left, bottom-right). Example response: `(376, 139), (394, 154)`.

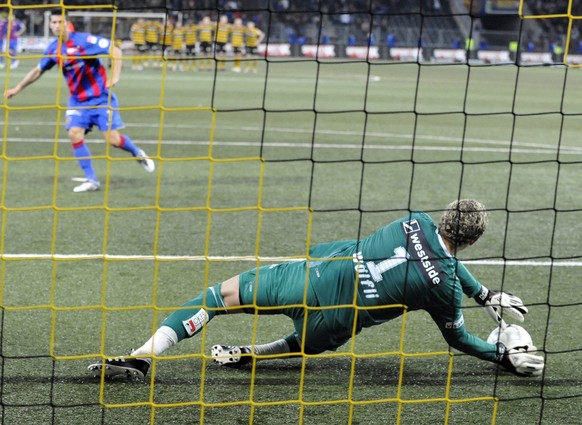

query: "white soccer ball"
(487, 324), (533, 348)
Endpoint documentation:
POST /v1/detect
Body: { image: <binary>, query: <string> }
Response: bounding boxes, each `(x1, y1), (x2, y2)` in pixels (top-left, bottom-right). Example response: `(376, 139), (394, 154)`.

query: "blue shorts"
(65, 93), (124, 132)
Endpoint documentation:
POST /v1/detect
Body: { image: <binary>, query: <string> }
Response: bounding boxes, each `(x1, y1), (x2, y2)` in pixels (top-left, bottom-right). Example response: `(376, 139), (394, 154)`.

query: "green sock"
(161, 283), (227, 341)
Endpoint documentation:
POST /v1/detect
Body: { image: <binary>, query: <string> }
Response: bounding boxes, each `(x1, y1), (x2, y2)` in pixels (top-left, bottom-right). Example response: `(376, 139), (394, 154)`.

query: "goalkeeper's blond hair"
(438, 199), (488, 250)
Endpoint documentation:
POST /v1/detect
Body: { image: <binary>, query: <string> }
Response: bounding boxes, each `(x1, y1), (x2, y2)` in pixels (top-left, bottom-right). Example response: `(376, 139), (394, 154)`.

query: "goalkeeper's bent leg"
(250, 332), (321, 358)
(132, 284), (229, 358)
(162, 284), (228, 341)
(132, 325), (178, 357)
(282, 332), (322, 355)
(89, 285), (227, 379)
(213, 334), (296, 366)
(251, 335), (295, 357)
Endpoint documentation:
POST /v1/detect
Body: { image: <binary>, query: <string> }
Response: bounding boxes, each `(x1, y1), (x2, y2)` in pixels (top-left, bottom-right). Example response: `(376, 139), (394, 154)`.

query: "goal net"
(1, 1), (581, 424)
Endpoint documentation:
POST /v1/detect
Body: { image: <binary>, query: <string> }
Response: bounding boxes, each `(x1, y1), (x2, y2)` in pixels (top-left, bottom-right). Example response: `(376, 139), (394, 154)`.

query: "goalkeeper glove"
(474, 286), (528, 326)
(494, 325), (545, 377)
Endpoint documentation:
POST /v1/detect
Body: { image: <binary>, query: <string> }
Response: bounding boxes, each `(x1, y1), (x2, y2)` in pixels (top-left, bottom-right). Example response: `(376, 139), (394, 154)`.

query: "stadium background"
(11, 1), (582, 64)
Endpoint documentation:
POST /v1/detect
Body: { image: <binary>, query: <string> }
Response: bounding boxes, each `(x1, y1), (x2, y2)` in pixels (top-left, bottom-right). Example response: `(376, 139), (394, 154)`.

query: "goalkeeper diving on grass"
(4, 9), (155, 193)
(89, 199), (544, 379)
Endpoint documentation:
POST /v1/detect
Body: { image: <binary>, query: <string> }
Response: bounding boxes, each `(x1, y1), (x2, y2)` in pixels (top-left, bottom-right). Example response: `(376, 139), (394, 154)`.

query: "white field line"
(5, 119), (582, 149)
(3, 120), (582, 154)
(2, 136), (582, 156)
(1, 253), (581, 267)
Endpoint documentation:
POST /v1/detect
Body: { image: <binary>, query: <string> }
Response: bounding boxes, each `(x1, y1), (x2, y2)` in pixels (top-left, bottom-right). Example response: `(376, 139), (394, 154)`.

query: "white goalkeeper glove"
(491, 324), (545, 377)
(475, 286), (528, 327)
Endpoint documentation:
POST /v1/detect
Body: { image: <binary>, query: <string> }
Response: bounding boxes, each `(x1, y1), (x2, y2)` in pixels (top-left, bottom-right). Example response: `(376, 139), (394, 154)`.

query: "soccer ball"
(487, 324), (533, 348)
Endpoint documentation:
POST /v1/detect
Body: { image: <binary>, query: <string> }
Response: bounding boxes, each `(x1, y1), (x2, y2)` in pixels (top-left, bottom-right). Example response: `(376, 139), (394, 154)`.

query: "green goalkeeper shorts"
(238, 261), (355, 353)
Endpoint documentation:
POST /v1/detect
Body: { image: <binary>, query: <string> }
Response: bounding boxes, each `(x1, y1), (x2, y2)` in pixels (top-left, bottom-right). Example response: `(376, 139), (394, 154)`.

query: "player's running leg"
(107, 131), (155, 173)
(9, 41), (19, 69)
(71, 140), (100, 192)
(97, 97), (155, 173)
(232, 52), (242, 73)
(68, 126), (100, 193)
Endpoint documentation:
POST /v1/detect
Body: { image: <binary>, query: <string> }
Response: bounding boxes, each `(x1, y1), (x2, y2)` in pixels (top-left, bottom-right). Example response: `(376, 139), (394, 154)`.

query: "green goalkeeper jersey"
(308, 212), (497, 362)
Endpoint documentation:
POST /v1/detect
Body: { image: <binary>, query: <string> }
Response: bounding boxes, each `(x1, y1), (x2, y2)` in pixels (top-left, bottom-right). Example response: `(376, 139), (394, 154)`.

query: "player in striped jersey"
(170, 21), (185, 71)
(244, 21), (264, 73)
(145, 19), (163, 67)
(198, 16), (214, 71)
(184, 20), (198, 71)
(160, 19), (173, 65)
(229, 18), (245, 73)
(214, 15), (230, 71)
(0, 14), (26, 69)
(4, 9), (154, 193)
(130, 18), (146, 70)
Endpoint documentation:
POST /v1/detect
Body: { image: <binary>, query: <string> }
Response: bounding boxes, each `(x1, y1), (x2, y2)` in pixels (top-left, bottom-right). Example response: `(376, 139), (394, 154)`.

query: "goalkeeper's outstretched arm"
(455, 261), (529, 327)
(430, 311), (498, 362)
(431, 311), (544, 376)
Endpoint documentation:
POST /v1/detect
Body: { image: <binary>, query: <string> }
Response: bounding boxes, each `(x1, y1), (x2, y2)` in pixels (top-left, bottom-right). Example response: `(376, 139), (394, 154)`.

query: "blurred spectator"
(13, 0), (466, 50)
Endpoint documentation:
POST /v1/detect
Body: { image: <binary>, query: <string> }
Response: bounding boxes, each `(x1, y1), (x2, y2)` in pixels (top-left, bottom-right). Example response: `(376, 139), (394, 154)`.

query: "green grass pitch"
(1, 57), (581, 424)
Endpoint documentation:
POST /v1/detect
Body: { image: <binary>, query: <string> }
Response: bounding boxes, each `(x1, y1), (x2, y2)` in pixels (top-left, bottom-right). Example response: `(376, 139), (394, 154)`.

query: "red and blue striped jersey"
(0, 20), (24, 41)
(4, 20), (24, 41)
(39, 32), (113, 103)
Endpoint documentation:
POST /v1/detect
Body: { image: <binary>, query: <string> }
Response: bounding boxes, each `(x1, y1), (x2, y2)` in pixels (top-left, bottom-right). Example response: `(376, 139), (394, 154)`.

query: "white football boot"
(136, 148), (155, 173)
(88, 350), (151, 379)
(73, 179), (101, 193)
(211, 345), (253, 368)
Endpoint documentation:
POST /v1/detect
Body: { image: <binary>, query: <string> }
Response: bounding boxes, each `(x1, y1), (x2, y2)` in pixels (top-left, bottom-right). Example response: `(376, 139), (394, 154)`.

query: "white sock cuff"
(158, 325), (179, 345)
(133, 325), (178, 357)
